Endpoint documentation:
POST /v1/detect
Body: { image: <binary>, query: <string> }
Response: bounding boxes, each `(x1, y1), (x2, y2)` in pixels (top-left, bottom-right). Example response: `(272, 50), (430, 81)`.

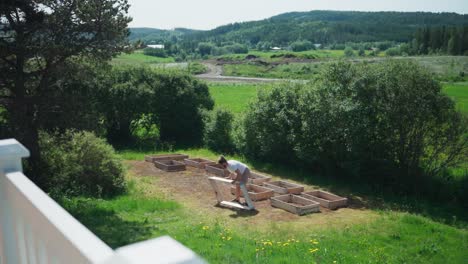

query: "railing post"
(0, 139), (30, 264)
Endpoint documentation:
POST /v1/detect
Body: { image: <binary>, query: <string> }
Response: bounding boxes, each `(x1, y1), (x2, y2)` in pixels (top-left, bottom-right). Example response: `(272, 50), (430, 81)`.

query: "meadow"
(222, 56), (468, 82)
(112, 50), (175, 66)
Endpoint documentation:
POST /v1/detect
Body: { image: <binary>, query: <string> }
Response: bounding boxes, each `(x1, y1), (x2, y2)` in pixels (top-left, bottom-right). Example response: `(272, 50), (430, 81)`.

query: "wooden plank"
(249, 172), (271, 184)
(209, 178), (224, 203)
(220, 201), (249, 210)
(230, 184), (274, 201)
(205, 164), (230, 177)
(270, 194), (320, 215)
(301, 190), (348, 210)
(208, 176), (233, 184)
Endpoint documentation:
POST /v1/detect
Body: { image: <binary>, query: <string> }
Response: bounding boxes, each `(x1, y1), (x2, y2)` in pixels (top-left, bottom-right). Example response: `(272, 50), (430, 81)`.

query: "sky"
(127, 0), (468, 30)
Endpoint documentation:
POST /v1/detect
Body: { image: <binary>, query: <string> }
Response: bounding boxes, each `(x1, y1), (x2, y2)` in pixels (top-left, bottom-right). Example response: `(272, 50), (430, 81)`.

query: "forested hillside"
(131, 10), (468, 46)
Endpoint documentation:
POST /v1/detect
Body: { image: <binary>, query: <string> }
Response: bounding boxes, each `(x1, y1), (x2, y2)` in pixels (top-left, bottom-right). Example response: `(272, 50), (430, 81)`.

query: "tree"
(344, 47), (354, 57)
(0, 1), (131, 179)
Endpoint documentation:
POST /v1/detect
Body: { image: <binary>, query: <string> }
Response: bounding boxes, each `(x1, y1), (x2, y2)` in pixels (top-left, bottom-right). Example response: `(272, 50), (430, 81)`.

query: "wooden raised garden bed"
(205, 164), (230, 177)
(248, 171), (272, 184)
(301, 190), (348, 210)
(153, 160), (186, 172)
(145, 154), (189, 162)
(263, 181), (304, 195)
(230, 184), (274, 201)
(184, 158), (216, 169)
(270, 194), (320, 215)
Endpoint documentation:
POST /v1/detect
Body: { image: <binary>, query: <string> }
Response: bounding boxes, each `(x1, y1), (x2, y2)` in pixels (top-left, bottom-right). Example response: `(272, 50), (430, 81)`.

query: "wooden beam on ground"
(220, 201), (250, 210)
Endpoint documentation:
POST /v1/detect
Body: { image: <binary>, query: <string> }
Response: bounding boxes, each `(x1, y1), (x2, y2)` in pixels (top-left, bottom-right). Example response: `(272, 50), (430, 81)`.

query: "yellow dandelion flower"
(309, 248), (319, 253)
(202, 226), (209, 230)
(283, 243), (290, 246)
(312, 241), (319, 245)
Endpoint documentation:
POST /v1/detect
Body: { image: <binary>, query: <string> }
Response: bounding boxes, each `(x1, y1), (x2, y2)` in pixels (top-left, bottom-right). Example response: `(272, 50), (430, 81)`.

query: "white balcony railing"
(0, 139), (205, 264)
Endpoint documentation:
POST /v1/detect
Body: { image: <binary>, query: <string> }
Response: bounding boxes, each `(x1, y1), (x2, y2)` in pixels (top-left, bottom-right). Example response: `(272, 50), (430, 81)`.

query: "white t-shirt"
(227, 160), (248, 174)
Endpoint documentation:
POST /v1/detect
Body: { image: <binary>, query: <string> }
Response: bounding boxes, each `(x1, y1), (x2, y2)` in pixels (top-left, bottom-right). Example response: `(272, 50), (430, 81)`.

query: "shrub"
(290, 40), (313, 52)
(239, 84), (303, 163)
(204, 109), (235, 153)
(344, 47), (354, 57)
(298, 61), (468, 183)
(385, 47), (401, 56)
(100, 66), (214, 145)
(39, 131), (126, 198)
(188, 62), (208, 74)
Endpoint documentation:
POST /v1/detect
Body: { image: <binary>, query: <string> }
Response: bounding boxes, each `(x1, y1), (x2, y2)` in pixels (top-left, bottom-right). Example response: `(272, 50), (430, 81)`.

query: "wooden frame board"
(184, 158), (216, 169)
(205, 164), (230, 177)
(145, 154), (189, 162)
(301, 190), (347, 210)
(263, 181), (304, 195)
(153, 160), (186, 172)
(248, 171), (272, 185)
(230, 184), (274, 201)
(208, 176), (250, 210)
(270, 194), (320, 215)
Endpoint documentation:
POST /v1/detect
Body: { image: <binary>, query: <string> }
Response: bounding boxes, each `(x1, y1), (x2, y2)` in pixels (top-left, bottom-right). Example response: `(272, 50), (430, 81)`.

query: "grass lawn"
(112, 50), (175, 66)
(208, 83), (270, 114)
(443, 82), (468, 115)
(62, 161), (468, 263)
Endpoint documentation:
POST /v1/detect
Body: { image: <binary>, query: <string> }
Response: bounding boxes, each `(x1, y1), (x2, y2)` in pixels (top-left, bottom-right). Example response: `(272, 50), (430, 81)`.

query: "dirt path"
(127, 160), (376, 231)
(196, 62), (284, 83)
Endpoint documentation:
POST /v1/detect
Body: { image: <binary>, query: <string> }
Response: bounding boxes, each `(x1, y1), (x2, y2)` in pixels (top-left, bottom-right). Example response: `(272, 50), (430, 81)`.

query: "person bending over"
(218, 156), (255, 210)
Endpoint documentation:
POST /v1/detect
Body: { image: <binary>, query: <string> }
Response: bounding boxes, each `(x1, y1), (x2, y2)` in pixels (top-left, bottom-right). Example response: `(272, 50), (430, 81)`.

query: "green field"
(208, 83), (268, 114)
(221, 56), (468, 82)
(112, 50), (175, 66)
(443, 82), (468, 115)
(216, 49), (379, 62)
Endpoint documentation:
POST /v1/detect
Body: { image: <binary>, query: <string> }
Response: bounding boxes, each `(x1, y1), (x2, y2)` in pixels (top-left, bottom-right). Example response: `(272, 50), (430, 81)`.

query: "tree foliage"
(238, 61), (467, 191)
(0, 0), (131, 177)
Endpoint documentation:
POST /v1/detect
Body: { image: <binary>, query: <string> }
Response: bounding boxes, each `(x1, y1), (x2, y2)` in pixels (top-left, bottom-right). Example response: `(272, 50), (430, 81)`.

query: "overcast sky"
(127, 0), (468, 30)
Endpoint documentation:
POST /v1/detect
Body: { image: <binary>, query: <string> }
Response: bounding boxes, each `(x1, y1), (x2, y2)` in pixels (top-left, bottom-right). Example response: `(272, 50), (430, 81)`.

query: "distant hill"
(129, 27), (201, 43)
(130, 10), (468, 45)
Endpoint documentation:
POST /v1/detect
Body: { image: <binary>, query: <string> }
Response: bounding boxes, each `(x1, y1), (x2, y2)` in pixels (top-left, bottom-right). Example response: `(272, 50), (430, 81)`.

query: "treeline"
(410, 26), (468, 55)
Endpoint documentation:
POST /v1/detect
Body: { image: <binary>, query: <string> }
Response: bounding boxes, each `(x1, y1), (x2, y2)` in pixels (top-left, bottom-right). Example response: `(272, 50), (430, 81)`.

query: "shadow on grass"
(248, 160), (468, 229)
(61, 198), (155, 248)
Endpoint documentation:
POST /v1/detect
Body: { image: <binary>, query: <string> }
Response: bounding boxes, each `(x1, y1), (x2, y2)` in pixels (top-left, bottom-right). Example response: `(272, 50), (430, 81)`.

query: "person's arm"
(233, 169), (242, 181)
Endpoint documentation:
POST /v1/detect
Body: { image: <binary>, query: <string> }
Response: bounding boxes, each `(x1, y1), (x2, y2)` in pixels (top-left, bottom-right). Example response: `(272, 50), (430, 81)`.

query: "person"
(218, 156), (255, 210)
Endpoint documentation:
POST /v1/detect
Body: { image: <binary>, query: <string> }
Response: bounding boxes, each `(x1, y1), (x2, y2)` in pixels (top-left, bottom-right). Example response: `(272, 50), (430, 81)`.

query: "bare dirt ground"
(196, 62), (283, 83)
(126, 160), (377, 232)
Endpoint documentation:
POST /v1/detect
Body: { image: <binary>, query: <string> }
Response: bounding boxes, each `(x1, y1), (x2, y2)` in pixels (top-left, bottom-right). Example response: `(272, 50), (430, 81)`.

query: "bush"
(225, 43), (249, 54)
(298, 61), (467, 183)
(344, 47), (354, 57)
(100, 66), (214, 145)
(239, 84), (303, 163)
(385, 47), (402, 56)
(290, 40), (313, 52)
(188, 62), (208, 74)
(130, 113), (160, 148)
(39, 131), (126, 197)
(204, 109), (235, 153)
(238, 61), (467, 196)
